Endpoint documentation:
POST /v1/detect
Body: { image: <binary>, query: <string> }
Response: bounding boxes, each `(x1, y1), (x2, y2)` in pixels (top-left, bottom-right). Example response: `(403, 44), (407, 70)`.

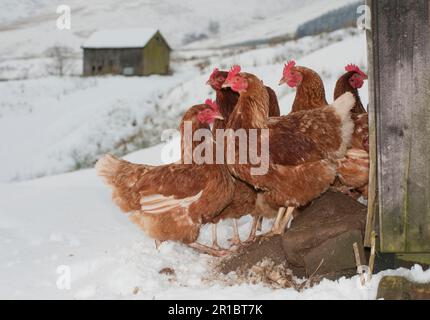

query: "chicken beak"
(206, 80), (211, 85)
(278, 78), (286, 86)
(214, 115), (224, 120)
(221, 82), (231, 89)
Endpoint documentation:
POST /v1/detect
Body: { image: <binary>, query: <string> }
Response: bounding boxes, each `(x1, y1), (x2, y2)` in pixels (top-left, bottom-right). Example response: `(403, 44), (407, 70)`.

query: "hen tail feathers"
(95, 154), (125, 185)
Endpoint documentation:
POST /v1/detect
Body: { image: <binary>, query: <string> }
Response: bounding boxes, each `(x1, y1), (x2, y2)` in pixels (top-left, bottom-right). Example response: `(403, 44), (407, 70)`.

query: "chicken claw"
(187, 243), (229, 257)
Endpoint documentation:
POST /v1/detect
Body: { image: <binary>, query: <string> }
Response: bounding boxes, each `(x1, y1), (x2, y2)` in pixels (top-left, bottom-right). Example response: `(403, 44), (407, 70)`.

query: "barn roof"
(82, 28), (167, 49)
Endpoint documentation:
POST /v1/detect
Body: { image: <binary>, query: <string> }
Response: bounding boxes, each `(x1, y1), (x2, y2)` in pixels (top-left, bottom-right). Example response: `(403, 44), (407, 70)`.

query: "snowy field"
(0, 28), (367, 182)
(1, 0), (428, 300)
(2, 142), (430, 300)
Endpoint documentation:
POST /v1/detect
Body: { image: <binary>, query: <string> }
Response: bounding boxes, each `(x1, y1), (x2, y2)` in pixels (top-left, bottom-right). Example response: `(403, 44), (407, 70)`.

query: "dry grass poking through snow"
(204, 258), (323, 291)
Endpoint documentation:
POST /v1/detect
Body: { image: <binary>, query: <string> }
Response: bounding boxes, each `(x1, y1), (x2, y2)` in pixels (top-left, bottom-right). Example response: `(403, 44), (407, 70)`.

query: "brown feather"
(208, 71), (281, 223)
(212, 71), (280, 131)
(333, 71), (367, 115)
(291, 66), (328, 112)
(96, 105), (236, 244)
(336, 149), (369, 189)
(226, 73), (354, 208)
(332, 71), (369, 198)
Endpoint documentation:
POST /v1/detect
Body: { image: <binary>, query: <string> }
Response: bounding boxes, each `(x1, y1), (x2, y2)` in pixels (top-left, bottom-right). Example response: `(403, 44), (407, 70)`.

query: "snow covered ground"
(1, 142), (430, 300)
(1, 0), (427, 300)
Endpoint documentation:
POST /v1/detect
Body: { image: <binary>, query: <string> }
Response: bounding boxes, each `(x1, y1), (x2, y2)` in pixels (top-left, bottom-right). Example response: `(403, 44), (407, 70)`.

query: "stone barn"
(82, 28), (171, 76)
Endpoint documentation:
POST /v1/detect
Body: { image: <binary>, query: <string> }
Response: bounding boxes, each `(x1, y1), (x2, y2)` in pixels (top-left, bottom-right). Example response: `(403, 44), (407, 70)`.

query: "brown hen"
(280, 61), (369, 199)
(223, 66), (355, 234)
(279, 60), (328, 112)
(333, 64), (369, 198)
(207, 68), (280, 130)
(206, 69), (280, 243)
(96, 104), (235, 256)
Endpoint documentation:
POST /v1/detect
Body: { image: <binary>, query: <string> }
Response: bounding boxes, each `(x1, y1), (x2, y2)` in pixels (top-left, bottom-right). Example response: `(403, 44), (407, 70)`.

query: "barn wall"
(142, 32), (170, 75)
(370, 0), (430, 253)
(83, 48), (144, 76)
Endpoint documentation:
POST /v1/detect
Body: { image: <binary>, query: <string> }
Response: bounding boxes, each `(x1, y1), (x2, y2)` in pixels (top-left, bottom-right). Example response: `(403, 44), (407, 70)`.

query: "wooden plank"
(372, 0), (430, 252)
(364, 0), (379, 247)
(377, 276), (430, 300)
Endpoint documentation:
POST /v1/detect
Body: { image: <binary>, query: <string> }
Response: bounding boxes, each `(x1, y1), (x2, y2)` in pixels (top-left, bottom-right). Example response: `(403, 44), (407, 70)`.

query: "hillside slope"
(0, 0), (358, 58)
(0, 28), (367, 182)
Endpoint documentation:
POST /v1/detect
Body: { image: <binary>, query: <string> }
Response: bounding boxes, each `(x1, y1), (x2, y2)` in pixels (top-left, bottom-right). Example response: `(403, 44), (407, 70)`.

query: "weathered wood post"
(367, 0), (430, 253)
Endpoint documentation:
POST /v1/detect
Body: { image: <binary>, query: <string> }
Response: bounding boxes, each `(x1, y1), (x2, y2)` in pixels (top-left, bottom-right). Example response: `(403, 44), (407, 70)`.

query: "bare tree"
(46, 46), (75, 76)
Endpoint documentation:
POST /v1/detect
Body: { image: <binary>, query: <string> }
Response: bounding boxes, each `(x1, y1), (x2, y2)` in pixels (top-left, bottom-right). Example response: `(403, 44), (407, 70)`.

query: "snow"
(0, 73), (193, 182)
(0, 0), (357, 54)
(82, 28), (159, 49)
(0, 27), (368, 183)
(1, 142), (429, 300)
(1, 0), (425, 300)
(186, 0), (361, 49)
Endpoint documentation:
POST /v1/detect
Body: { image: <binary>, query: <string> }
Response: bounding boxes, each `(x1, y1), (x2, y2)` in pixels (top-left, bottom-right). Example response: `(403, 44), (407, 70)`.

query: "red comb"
(205, 99), (219, 112)
(345, 64), (367, 78)
(209, 68), (219, 80)
(283, 60), (296, 77)
(226, 65), (241, 83)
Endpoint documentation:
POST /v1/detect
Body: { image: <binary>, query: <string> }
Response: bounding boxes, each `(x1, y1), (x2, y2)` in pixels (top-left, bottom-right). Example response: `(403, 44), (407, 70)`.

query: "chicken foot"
(187, 242), (229, 257)
(157, 239), (228, 257)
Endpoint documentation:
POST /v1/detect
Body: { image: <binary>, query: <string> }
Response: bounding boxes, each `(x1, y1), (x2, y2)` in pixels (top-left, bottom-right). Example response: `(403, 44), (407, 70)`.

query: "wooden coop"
(365, 0), (430, 266)
(82, 29), (171, 76)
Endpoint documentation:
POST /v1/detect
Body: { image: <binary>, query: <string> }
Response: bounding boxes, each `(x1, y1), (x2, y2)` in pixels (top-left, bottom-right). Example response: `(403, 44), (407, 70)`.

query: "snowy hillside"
(0, 0), (358, 52)
(0, 28), (367, 182)
(0, 0), (360, 79)
(0, 0), (368, 183)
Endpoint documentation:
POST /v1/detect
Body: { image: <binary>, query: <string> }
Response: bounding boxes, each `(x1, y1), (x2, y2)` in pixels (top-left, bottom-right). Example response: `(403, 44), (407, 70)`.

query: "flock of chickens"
(96, 61), (369, 257)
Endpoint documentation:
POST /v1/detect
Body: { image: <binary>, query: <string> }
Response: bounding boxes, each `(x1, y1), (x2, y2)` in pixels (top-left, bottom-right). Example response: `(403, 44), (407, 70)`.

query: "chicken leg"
(278, 207), (295, 234)
(256, 216), (263, 232)
(271, 207), (287, 234)
(228, 219), (242, 247)
(211, 224), (222, 250)
(244, 216), (260, 243)
(271, 207), (295, 235)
